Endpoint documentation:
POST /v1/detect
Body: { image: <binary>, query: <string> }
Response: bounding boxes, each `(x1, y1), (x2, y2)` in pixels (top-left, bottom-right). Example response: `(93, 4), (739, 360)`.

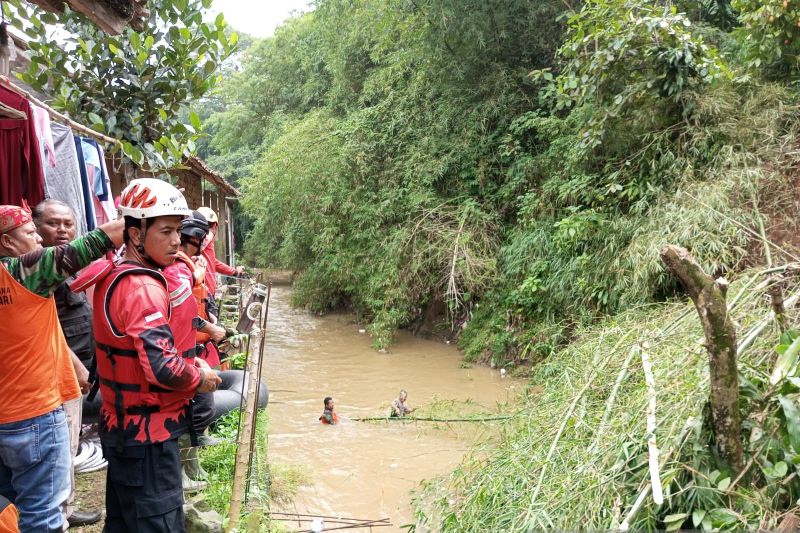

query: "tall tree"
(7, 0), (236, 168)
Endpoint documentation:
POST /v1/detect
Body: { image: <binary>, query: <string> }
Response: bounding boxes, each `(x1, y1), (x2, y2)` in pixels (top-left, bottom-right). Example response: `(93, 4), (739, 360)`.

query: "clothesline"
(0, 75), (120, 147)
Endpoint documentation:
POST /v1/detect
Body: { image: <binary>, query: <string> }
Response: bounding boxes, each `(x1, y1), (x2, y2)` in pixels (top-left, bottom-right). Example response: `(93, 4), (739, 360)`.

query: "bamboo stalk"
(351, 415), (514, 422)
(227, 323), (265, 531)
(640, 343), (663, 506)
(525, 336), (621, 521)
(589, 345), (640, 453)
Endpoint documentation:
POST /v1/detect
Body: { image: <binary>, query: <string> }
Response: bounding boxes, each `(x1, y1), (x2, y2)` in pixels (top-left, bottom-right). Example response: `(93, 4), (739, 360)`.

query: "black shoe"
(67, 508), (102, 527)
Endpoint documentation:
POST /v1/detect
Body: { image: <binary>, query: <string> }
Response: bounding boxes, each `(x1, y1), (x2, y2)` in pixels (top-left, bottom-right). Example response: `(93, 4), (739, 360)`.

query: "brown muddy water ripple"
(264, 285), (521, 531)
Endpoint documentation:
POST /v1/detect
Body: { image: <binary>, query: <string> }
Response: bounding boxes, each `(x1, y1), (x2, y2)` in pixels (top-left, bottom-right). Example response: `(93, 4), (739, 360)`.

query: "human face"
(326, 399), (334, 410)
(399, 392), (407, 402)
(136, 216), (183, 267)
(37, 204), (76, 246)
(181, 237), (202, 257)
(1, 222), (42, 256)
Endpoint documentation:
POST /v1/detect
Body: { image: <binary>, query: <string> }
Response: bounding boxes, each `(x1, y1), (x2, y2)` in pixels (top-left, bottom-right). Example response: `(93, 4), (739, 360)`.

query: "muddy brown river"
(263, 285), (520, 531)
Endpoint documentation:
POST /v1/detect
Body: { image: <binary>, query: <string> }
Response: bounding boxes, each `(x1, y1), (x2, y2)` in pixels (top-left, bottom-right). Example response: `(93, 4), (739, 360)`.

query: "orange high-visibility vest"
(0, 264), (79, 424)
(174, 252), (211, 343)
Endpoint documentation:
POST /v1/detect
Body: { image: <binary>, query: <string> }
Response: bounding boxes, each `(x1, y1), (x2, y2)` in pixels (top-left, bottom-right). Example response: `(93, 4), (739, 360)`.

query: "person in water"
(319, 396), (339, 425)
(390, 389), (415, 418)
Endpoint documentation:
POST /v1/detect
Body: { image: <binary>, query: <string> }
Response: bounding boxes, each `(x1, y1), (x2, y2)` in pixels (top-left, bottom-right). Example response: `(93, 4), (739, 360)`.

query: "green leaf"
(780, 395), (800, 451)
(771, 335), (800, 384)
(717, 477), (730, 491)
(189, 111), (202, 131)
(764, 461), (789, 479)
(87, 112), (103, 125)
(692, 509), (706, 527)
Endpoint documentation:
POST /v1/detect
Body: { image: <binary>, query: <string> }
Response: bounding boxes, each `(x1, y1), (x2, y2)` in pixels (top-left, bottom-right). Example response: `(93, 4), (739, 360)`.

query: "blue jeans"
(0, 406), (71, 532)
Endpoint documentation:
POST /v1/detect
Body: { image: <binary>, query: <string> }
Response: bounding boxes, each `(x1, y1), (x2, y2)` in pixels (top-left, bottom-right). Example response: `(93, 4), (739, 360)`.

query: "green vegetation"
(196, 0), (800, 529)
(7, 0), (236, 168)
(203, 0), (799, 361)
(415, 270), (800, 531)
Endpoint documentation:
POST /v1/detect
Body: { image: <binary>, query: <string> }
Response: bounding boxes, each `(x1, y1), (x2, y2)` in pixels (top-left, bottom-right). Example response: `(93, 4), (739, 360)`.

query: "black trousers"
(192, 391), (215, 433)
(102, 440), (185, 533)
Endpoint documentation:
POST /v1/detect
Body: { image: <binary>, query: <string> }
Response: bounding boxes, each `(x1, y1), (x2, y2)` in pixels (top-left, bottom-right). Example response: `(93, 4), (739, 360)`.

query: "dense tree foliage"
(7, 0), (236, 168)
(204, 0), (798, 363)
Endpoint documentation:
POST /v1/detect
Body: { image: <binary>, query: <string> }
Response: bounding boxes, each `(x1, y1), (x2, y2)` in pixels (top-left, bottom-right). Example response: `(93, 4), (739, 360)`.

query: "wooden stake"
(660, 244), (744, 474)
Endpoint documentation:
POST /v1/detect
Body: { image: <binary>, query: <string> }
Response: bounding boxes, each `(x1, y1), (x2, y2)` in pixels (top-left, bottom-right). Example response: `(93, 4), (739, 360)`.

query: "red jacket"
(72, 261), (202, 447)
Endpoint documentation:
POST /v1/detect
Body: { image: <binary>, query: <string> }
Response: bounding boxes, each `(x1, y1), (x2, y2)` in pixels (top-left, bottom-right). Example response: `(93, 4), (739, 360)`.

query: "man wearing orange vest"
(0, 203), (123, 532)
(70, 179), (221, 532)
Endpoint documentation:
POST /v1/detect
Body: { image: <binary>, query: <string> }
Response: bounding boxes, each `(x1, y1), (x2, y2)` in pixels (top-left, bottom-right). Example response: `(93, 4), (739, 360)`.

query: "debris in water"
(311, 517), (324, 532)
(358, 328), (366, 334)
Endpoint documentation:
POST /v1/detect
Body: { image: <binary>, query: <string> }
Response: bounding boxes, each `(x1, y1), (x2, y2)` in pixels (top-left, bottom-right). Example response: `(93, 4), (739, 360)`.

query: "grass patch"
(415, 267), (800, 531)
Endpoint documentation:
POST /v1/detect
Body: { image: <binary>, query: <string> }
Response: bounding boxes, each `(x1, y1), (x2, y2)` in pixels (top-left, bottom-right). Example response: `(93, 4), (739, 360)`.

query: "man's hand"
(208, 324), (226, 343)
(98, 218), (125, 248)
(195, 358), (211, 371)
(208, 312), (218, 325)
(70, 350), (91, 394)
(235, 266), (245, 277)
(197, 368), (222, 393)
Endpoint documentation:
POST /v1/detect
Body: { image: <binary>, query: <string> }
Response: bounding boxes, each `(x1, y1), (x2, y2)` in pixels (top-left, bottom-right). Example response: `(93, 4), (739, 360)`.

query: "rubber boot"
(179, 434), (208, 492)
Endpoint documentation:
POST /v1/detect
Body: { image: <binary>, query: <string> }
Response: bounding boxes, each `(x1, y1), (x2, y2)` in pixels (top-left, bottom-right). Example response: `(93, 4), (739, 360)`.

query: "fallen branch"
(351, 415), (514, 422)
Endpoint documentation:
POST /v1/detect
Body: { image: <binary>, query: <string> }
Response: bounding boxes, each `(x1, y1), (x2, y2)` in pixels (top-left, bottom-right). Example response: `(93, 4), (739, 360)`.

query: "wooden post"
(227, 284), (269, 532)
(660, 245), (744, 474)
(767, 275), (787, 332)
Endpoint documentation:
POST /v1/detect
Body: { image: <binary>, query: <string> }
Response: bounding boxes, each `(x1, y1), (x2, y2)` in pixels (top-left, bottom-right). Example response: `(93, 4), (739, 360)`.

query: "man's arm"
(119, 281), (203, 392)
(1, 219), (123, 298)
(70, 349), (90, 394)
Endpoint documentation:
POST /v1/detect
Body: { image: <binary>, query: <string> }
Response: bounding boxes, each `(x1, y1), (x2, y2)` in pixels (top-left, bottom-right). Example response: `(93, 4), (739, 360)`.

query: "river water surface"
(263, 285), (520, 531)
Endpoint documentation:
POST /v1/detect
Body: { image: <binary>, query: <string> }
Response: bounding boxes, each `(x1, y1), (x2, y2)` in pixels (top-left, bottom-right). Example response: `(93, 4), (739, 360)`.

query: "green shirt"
(1, 229), (114, 298)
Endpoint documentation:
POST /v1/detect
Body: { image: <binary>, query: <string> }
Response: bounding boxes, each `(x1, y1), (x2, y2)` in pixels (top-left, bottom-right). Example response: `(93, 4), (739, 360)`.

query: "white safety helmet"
(196, 206), (218, 224)
(118, 178), (191, 220)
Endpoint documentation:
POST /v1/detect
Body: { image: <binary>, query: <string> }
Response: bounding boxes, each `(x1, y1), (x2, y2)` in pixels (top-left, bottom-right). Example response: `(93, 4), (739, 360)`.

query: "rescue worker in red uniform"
(70, 179), (221, 532)
(163, 211), (226, 491)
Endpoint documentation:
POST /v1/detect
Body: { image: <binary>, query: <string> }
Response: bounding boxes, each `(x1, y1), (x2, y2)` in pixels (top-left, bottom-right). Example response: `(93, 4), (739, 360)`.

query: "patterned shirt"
(0, 228), (113, 298)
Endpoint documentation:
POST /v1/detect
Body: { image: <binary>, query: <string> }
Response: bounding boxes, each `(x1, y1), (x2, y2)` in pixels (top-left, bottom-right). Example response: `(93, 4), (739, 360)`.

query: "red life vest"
(319, 410), (339, 425)
(73, 260), (197, 447)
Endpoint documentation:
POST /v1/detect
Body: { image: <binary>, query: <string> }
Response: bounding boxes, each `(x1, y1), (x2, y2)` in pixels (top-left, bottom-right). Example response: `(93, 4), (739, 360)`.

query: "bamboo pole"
(351, 415), (514, 422)
(227, 286), (268, 532)
(245, 281), (271, 502)
(640, 343), (663, 506)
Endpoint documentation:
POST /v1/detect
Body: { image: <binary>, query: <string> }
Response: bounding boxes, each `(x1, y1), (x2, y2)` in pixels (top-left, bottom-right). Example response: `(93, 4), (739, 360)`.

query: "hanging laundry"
(44, 123), (89, 235)
(79, 138), (115, 225)
(31, 105), (56, 168)
(0, 83), (45, 206)
(74, 136), (97, 231)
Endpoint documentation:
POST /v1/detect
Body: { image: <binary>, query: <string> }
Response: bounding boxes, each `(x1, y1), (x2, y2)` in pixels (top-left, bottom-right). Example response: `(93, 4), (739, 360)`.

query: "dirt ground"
(72, 470), (105, 532)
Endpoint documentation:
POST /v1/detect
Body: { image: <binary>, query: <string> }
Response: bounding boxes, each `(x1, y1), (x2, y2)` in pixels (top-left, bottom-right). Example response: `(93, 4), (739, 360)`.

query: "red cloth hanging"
(0, 83), (45, 206)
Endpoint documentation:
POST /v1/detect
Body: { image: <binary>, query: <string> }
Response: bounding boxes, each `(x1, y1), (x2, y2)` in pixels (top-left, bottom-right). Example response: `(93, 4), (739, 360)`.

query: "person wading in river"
(390, 389), (414, 418)
(319, 396), (339, 425)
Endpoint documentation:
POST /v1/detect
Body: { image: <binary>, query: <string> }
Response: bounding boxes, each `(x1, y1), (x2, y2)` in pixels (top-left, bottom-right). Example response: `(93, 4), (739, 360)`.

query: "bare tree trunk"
(767, 275), (787, 332)
(660, 245), (744, 474)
